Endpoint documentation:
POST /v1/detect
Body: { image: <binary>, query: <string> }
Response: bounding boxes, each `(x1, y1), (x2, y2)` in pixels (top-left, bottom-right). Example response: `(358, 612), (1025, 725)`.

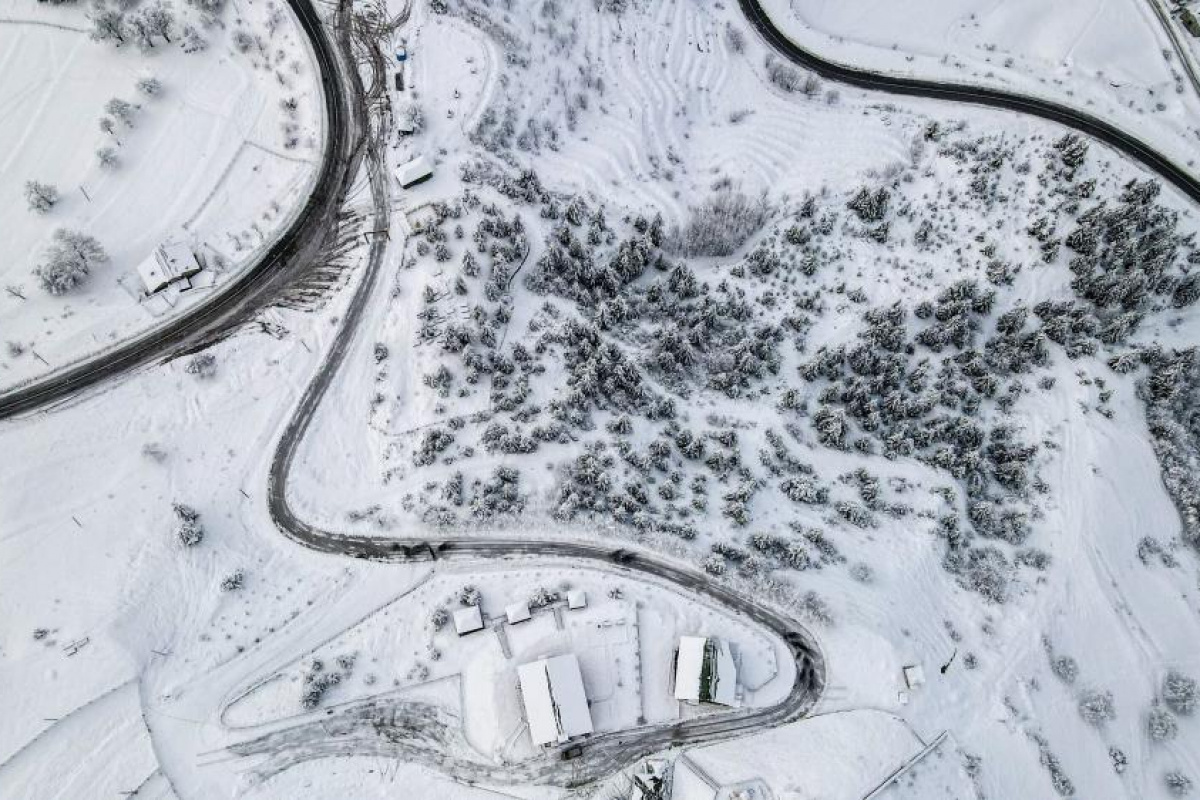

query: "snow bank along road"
(0, 0), (363, 420)
(741, 0), (1200, 204)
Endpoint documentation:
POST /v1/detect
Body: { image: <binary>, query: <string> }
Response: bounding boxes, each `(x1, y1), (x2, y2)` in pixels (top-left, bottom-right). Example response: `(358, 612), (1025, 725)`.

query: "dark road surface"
(13, 0), (1200, 788)
(740, 0), (1200, 203)
(0, 0), (363, 420)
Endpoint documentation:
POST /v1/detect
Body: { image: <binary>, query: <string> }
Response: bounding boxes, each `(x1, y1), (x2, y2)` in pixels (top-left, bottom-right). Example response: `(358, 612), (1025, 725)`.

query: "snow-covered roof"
(136, 238), (202, 295)
(903, 664), (926, 688)
(567, 590), (587, 609)
(517, 654), (593, 746)
(157, 239), (201, 278)
(506, 601), (531, 624)
(453, 605), (483, 635)
(674, 636), (737, 707)
(137, 255), (172, 294)
(396, 155), (433, 188)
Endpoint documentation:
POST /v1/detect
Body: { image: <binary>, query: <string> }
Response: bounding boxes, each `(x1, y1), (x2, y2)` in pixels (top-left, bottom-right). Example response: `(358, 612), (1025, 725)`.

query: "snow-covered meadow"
(3, 0), (1200, 798)
(0, 0), (322, 389)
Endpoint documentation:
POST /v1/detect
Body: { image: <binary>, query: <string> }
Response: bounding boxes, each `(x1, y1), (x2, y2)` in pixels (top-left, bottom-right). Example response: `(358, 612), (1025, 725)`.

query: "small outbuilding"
(903, 664), (926, 689)
(453, 605), (484, 635)
(506, 601), (532, 625)
(674, 636), (738, 707)
(137, 237), (203, 295)
(517, 654), (594, 746)
(567, 590), (587, 610)
(395, 155), (433, 189)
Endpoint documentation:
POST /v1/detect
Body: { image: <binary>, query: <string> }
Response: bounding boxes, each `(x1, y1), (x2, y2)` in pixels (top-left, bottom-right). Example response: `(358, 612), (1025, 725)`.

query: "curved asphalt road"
(0, 0), (362, 420)
(741, 0), (1200, 204)
(259, 0), (1200, 784)
(260, 4), (825, 781)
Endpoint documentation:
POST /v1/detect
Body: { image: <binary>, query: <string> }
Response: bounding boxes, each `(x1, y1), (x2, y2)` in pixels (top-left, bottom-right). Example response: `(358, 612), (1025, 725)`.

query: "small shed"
(137, 237), (202, 295)
(506, 601), (531, 625)
(396, 155), (433, 189)
(903, 664), (926, 689)
(453, 605), (484, 635)
(567, 590), (587, 610)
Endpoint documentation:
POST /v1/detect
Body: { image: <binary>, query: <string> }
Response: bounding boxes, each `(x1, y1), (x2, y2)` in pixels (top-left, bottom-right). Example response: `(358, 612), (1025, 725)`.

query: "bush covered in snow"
(34, 229), (109, 295)
(1163, 670), (1198, 716)
(666, 189), (769, 257)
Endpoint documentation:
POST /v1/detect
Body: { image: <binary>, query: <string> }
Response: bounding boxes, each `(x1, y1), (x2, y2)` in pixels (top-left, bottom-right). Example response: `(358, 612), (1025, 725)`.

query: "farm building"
(395, 155), (433, 189)
(674, 636), (738, 707)
(453, 605), (484, 635)
(517, 654), (594, 746)
(137, 237), (203, 295)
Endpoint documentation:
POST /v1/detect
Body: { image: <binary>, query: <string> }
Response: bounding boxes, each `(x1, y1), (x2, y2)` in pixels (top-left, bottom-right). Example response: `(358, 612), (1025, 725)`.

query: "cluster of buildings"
(453, 594), (739, 750)
(513, 634), (738, 749)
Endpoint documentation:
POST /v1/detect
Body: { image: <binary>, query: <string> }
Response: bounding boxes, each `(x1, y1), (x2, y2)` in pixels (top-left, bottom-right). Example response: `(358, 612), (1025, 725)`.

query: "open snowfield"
(0, 0), (322, 389)
(761, 0), (1200, 176)
(4, 0), (1200, 798)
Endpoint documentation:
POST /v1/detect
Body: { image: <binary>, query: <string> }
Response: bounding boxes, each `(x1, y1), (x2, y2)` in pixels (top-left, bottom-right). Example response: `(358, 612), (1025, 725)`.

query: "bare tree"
(105, 97), (136, 127)
(34, 229), (109, 295)
(89, 9), (127, 46)
(24, 181), (59, 214)
(140, 1), (176, 44)
(96, 146), (120, 168)
(137, 76), (162, 96)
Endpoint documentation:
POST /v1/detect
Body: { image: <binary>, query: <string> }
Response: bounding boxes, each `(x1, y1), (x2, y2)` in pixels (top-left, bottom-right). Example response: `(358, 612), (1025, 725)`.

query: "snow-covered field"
(0, 0), (322, 389)
(762, 0), (1200, 175)
(4, 0), (1200, 798)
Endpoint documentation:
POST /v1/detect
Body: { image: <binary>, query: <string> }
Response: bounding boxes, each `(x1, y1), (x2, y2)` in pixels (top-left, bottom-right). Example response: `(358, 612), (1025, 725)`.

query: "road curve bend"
(0, 0), (362, 421)
(741, 0), (1200, 205)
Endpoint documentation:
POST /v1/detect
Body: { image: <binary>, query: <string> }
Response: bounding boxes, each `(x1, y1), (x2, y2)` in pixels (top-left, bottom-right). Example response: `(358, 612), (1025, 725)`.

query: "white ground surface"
(761, 0), (1200, 175)
(4, 0), (1200, 799)
(0, 0), (322, 390)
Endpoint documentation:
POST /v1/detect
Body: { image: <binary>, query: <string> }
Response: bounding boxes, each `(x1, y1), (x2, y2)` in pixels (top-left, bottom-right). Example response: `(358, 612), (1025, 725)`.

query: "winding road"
(10, 0), (1200, 790)
(740, 0), (1200, 204)
(0, 0), (364, 420)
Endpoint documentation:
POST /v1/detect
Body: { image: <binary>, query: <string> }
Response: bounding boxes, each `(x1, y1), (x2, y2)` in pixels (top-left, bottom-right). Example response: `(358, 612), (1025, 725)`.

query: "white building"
(505, 601), (531, 625)
(453, 605), (483, 635)
(903, 664), (926, 689)
(567, 589), (587, 610)
(395, 155), (433, 189)
(674, 636), (738, 707)
(517, 654), (593, 746)
(137, 237), (203, 295)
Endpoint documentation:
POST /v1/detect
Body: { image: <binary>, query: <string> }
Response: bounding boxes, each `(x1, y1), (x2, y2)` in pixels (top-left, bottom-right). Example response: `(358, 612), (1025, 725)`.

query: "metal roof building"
(517, 654), (593, 746)
(674, 636), (738, 707)
(395, 155), (433, 189)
